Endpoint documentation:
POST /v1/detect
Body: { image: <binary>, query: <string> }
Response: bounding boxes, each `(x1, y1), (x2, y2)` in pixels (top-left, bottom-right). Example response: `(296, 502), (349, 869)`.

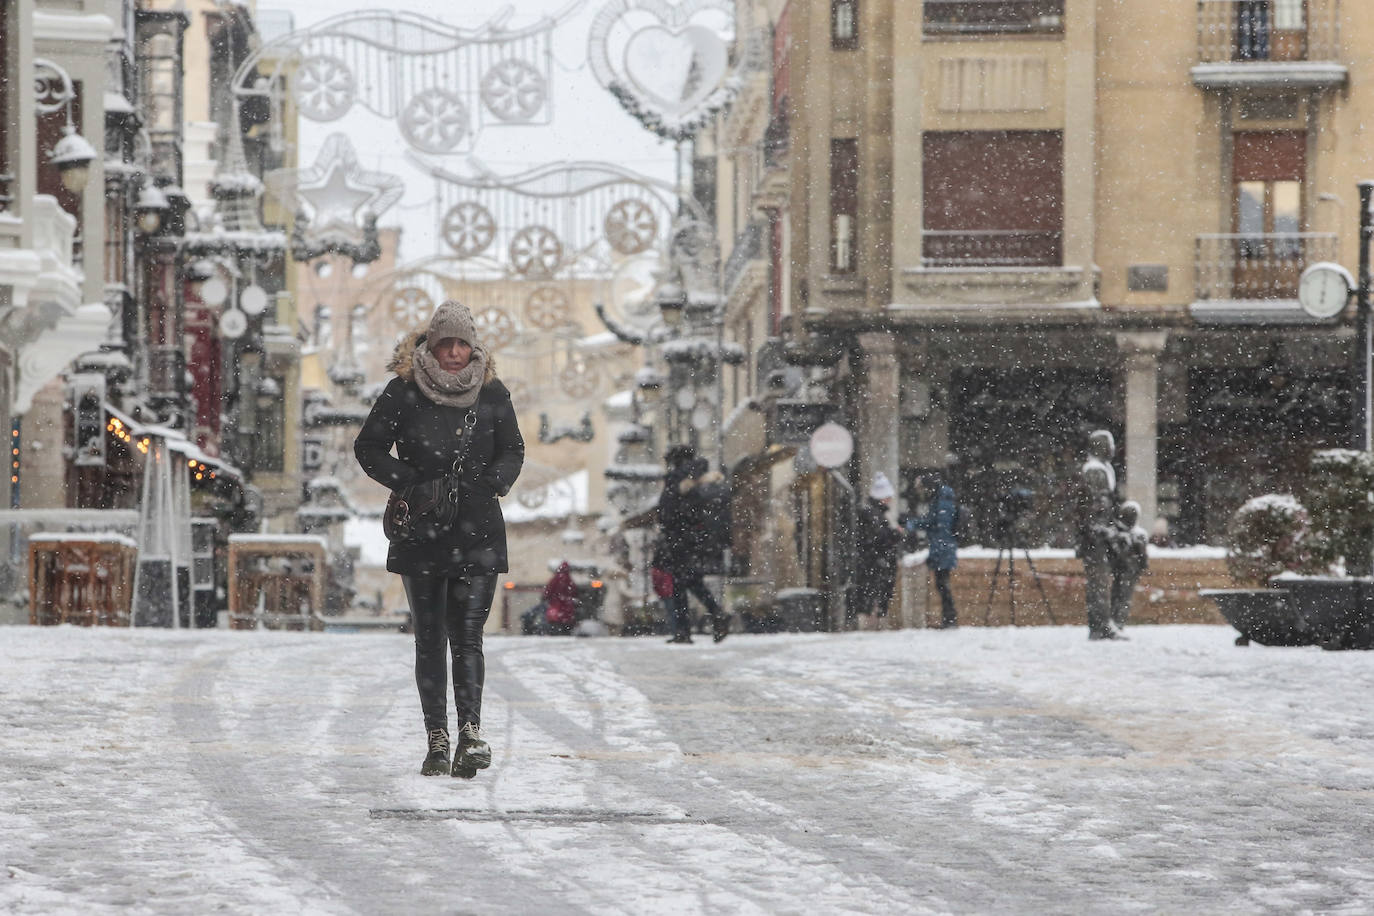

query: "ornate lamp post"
(34, 59), (97, 195)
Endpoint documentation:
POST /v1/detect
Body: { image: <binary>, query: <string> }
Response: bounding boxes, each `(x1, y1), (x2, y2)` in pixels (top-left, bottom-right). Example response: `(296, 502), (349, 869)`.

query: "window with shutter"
(830, 139), (859, 274)
(921, 130), (1063, 268)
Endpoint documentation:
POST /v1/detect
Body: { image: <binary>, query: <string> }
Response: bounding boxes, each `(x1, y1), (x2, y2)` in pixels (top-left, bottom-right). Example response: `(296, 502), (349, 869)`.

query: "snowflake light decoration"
(604, 198), (659, 255)
(525, 285), (571, 330)
(400, 89), (470, 154)
(558, 361), (599, 398)
(473, 306), (517, 351)
(441, 201), (497, 258)
(509, 226), (563, 279)
(390, 287), (434, 328)
(294, 55), (356, 122)
(481, 59), (547, 123)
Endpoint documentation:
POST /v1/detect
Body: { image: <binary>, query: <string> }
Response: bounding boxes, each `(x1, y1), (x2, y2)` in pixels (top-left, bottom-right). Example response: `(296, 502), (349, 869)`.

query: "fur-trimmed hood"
(387, 329), (498, 385)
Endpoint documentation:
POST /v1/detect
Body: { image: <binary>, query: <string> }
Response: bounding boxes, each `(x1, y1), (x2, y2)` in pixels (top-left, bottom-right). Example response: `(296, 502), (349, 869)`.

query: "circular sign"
(200, 277), (228, 307)
(219, 308), (247, 339)
(809, 421), (853, 469)
(1298, 261), (1354, 319)
(239, 285), (269, 316)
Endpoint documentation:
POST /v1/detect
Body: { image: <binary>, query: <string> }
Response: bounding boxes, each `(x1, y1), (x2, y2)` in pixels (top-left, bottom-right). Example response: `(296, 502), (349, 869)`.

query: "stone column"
(858, 330), (900, 521)
(1116, 332), (1168, 532)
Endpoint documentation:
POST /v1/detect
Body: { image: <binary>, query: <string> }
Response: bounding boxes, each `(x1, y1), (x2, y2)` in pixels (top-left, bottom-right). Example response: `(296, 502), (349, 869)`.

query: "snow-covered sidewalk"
(3, 624), (1373, 914)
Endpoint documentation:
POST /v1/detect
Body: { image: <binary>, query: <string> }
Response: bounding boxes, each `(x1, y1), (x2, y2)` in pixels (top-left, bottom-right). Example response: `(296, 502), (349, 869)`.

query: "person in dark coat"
(855, 473), (902, 628)
(907, 473), (960, 628)
(354, 300), (524, 778)
(657, 453), (728, 643)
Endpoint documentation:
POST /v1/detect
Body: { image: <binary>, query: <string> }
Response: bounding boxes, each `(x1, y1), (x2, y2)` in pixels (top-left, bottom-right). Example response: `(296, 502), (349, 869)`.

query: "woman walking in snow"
(354, 301), (524, 778)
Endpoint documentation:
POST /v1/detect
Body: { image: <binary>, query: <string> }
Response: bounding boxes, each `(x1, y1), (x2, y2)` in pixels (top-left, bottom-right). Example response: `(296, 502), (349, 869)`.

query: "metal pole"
(1356, 181), (1373, 451)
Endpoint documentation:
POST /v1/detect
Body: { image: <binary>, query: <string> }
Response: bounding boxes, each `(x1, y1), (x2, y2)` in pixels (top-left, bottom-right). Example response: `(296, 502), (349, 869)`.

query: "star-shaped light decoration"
(265, 133), (404, 264)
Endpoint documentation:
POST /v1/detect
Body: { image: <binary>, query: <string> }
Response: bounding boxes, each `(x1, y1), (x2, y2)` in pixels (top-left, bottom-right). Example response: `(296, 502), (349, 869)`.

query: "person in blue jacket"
(907, 473), (960, 628)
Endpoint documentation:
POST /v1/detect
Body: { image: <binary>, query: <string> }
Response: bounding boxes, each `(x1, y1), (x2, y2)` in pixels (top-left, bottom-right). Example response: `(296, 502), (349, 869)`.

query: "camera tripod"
(983, 530), (1058, 626)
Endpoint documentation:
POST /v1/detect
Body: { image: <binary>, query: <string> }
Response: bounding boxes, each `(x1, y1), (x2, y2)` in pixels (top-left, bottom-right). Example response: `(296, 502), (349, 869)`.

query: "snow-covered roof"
(27, 532), (138, 548)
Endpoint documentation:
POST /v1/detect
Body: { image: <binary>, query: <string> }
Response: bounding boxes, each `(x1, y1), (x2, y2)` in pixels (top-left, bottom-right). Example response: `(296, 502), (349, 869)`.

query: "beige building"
(706, 0), (1372, 596)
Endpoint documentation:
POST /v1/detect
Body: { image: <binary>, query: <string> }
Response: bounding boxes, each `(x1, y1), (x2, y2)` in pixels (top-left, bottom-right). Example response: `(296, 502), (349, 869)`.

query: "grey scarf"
(413, 345), (487, 408)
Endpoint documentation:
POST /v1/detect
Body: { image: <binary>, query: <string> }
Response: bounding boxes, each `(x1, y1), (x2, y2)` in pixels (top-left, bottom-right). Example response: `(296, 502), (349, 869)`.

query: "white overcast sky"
(258, 0), (678, 261)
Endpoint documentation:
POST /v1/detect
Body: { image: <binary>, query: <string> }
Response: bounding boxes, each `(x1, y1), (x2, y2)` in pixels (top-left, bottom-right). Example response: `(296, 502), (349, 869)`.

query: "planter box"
(1271, 578), (1374, 650)
(1199, 588), (1315, 647)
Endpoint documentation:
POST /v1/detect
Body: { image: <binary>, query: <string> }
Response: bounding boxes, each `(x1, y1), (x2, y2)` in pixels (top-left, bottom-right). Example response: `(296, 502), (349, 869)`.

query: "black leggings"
(402, 574), (497, 733)
(933, 568), (957, 627)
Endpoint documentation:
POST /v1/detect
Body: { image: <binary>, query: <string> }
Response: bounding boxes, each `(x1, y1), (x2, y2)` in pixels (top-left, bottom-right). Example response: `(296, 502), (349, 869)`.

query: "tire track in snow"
(482, 639), (926, 914)
(169, 635), (564, 913)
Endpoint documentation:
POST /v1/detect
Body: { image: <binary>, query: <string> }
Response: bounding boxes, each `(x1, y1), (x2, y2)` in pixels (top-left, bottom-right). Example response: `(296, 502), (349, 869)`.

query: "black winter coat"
(654, 465), (698, 578)
(354, 333), (525, 577)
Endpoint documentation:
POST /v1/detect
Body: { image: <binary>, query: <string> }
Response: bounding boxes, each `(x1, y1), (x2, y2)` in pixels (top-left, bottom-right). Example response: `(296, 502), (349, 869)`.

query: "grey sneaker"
(421, 728), (450, 776)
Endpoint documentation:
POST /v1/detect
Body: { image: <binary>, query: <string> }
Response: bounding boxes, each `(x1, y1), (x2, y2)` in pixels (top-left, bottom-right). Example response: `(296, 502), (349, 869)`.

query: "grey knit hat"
(426, 300), (476, 346)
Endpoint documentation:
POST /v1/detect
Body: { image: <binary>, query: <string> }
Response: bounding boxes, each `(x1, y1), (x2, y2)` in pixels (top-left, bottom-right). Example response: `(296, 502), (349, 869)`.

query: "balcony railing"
(1197, 0), (1341, 63)
(921, 229), (1061, 268)
(724, 220), (766, 297)
(924, 0), (1064, 36)
(1195, 232), (1336, 300)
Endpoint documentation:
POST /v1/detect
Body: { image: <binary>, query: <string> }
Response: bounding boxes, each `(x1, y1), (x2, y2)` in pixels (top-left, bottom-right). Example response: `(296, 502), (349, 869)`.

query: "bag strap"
(450, 408), (479, 476)
(443, 408), (480, 505)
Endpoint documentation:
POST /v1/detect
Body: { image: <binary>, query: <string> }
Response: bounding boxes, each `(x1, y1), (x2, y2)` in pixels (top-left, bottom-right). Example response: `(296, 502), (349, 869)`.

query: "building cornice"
(34, 11), (116, 46)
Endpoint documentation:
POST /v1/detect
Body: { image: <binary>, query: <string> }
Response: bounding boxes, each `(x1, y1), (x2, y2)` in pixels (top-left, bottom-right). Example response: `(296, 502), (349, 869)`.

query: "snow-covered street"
(4, 624), (1374, 914)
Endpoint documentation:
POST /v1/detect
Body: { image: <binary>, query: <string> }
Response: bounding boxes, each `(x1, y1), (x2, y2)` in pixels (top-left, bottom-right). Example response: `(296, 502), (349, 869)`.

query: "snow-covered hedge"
(1306, 449), (1374, 576)
(1226, 494), (1323, 586)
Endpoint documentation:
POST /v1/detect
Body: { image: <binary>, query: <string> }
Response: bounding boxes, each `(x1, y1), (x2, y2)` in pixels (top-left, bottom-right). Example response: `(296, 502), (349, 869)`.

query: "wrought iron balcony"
(1194, 232), (1337, 301)
(921, 229), (1061, 268)
(923, 0), (1064, 36)
(723, 220), (766, 298)
(1196, 0), (1341, 64)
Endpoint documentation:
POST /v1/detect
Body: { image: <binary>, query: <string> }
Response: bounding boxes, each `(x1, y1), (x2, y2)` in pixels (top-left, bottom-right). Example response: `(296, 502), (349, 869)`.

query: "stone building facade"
(704, 0), (1373, 597)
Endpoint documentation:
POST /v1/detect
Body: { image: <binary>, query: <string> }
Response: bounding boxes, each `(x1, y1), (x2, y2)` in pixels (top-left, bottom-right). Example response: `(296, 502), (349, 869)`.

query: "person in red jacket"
(542, 561), (578, 634)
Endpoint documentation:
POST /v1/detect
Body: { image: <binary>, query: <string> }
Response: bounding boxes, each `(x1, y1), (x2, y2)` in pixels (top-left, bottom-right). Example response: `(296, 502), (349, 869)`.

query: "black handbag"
(383, 408), (477, 542)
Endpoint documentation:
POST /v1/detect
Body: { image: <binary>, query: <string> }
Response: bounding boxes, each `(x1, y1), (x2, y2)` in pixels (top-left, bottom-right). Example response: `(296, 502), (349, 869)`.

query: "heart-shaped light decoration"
(623, 24), (729, 117)
(589, 0), (739, 140)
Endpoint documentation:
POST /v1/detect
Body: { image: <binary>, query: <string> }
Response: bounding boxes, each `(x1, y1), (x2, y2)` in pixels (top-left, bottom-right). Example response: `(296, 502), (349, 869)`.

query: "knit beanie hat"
(869, 472), (896, 501)
(426, 300), (476, 346)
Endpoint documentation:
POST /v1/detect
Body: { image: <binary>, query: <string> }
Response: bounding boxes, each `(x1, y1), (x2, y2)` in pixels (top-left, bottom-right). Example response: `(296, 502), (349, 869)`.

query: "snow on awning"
(102, 402), (245, 482)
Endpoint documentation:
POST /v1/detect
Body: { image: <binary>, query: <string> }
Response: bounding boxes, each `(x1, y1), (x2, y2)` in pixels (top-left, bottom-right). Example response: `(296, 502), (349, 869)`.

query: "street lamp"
(34, 59), (96, 194)
(136, 183), (170, 235)
(656, 279), (686, 328)
(50, 127), (96, 194)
